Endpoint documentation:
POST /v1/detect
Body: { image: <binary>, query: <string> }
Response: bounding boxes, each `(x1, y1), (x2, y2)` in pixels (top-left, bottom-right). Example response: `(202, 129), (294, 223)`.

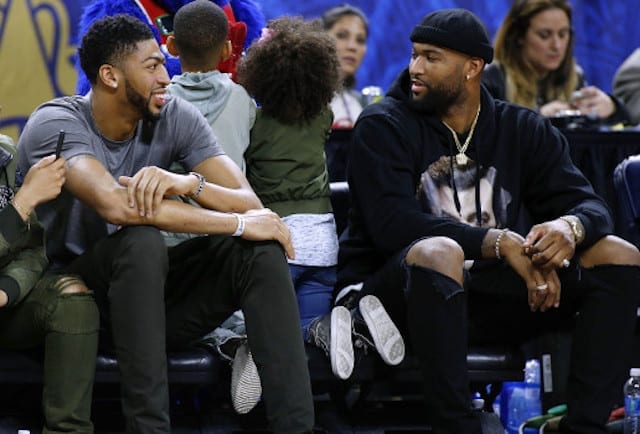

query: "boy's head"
(167, 0), (230, 72)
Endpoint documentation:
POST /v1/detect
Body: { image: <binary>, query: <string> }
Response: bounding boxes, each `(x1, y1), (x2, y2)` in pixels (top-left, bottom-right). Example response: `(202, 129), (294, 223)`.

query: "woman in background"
(482, 0), (629, 124)
(321, 4), (369, 128)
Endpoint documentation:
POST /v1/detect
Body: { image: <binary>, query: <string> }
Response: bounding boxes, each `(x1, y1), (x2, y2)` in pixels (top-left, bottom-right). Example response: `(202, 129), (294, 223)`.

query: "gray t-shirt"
(17, 94), (223, 267)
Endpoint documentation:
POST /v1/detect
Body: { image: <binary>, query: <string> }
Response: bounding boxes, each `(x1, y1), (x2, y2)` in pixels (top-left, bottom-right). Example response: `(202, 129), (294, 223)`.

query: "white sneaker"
(230, 342), (261, 414)
(357, 295), (405, 366)
(308, 306), (354, 380)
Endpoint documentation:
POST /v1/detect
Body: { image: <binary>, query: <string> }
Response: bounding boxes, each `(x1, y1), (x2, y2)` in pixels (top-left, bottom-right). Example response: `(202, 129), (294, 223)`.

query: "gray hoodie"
(168, 70), (256, 173)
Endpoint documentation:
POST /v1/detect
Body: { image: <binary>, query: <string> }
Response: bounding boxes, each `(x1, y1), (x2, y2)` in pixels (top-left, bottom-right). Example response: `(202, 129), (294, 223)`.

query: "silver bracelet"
(189, 172), (205, 199)
(232, 213), (245, 237)
(494, 228), (509, 260)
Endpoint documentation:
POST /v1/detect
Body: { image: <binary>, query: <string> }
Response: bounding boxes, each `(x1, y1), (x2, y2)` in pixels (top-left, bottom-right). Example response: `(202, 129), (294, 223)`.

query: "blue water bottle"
(624, 368), (640, 434)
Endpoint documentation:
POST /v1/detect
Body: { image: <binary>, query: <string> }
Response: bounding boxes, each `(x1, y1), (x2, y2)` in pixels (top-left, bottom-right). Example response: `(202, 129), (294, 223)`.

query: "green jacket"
(0, 135), (47, 307)
(245, 108), (333, 217)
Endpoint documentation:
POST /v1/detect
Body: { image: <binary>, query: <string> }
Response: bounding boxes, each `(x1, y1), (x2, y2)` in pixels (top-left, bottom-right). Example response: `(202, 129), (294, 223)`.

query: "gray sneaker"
(353, 295), (405, 366)
(308, 306), (354, 380)
(230, 341), (262, 414)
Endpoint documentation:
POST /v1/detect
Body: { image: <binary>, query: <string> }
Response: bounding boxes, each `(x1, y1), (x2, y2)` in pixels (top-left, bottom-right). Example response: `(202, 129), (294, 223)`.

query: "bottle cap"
(631, 368), (640, 377)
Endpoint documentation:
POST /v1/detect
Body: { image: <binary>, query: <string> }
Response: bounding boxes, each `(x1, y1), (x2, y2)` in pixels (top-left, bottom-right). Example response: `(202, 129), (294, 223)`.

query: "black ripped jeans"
(357, 248), (640, 434)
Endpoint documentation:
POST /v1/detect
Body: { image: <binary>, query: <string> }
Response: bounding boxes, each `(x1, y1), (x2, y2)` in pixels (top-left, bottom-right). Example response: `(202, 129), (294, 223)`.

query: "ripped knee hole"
(54, 276), (90, 294)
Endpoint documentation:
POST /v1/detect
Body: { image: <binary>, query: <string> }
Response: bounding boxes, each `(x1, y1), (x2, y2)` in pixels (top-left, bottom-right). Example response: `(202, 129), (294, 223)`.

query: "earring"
(466, 74), (470, 81)
(112, 82), (117, 88)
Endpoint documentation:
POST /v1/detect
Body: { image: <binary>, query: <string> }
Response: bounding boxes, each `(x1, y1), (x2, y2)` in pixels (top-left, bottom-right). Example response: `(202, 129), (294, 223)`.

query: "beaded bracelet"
(189, 172), (205, 199)
(494, 228), (509, 260)
(232, 213), (245, 237)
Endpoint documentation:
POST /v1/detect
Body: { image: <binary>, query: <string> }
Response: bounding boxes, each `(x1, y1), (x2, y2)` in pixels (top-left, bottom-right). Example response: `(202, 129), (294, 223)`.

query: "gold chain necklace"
(442, 104), (481, 166)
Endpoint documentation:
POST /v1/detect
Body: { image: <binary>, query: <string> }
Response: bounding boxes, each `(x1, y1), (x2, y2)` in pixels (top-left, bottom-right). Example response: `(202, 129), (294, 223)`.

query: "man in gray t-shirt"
(18, 14), (314, 434)
(19, 94), (222, 266)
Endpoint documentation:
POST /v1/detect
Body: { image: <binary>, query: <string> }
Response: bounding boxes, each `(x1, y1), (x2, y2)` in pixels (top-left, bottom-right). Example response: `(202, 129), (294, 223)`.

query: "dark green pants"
(0, 274), (100, 434)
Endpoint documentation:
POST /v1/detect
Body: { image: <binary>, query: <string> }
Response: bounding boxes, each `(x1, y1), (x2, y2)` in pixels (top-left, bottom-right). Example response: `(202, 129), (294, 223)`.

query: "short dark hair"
(237, 16), (340, 124)
(173, 0), (229, 67)
(78, 14), (154, 85)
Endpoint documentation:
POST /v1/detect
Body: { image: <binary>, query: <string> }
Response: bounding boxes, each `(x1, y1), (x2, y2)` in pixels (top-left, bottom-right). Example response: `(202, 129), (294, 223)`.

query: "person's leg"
(164, 236), (314, 434)
(559, 236), (640, 434)
(292, 264), (336, 340)
(68, 226), (171, 434)
(0, 274), (99, 434)
(199, 311), (246, 362)
(354, 237), (479, 433)
(295, 264), (355, 380)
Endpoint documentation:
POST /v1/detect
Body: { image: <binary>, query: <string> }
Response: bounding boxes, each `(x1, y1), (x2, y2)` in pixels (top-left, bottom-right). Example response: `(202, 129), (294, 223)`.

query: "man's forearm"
(124, 197), (240, 235)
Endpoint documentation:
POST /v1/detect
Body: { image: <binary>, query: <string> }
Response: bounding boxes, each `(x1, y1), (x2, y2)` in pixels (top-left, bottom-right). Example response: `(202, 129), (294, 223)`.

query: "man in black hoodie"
(337, 8), (640, 434)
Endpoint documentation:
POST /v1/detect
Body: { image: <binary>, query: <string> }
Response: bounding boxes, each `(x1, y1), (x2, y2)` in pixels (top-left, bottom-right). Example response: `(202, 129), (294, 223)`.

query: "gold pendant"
(456, 153), (468, 166)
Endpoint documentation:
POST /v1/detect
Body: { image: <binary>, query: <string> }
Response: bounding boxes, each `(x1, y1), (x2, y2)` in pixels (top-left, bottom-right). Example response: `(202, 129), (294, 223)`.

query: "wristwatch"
(559, 215), (584, 245)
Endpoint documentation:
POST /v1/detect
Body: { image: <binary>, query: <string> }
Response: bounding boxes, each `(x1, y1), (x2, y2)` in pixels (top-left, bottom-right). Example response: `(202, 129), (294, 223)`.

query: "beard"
(125, 80), (160, 122)
(408, 71), (466, 116)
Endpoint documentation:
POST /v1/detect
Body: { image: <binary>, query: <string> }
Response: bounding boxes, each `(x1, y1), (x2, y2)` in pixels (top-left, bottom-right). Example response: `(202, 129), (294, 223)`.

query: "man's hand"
(523, 219), (575, 271)
(119, 167), (198, 218)
(238, 208), (295, 259)
(500, 231), (561, 312)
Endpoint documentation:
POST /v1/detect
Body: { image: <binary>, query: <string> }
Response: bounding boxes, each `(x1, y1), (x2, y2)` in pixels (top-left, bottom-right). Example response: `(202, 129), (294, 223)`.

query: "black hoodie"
(336, 68), (613, 290)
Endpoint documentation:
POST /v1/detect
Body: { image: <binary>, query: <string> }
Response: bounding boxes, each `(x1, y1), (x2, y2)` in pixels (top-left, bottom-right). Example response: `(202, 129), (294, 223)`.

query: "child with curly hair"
(237, 16), (404, 381)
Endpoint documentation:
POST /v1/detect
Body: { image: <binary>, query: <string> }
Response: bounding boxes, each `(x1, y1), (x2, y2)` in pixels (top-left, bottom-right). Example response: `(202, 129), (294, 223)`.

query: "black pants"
(359, 251), (640, 434)
(68, 226), (314, 434)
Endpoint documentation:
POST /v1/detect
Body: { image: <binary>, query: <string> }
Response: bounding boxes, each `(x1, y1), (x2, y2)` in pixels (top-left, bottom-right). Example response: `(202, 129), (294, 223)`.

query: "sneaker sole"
(330, 306), (354, 380)
(231, 344), (262, 414)
(359, 295), (405, 365)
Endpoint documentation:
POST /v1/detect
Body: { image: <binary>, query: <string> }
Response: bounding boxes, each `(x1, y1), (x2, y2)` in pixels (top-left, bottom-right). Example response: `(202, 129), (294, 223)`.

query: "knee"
(50, 278), (99, 333)
(406, 237), (464, 282)
(54, 275), (90, 295)
(117, 226), (168, 268)
(579, 235), (640, 267)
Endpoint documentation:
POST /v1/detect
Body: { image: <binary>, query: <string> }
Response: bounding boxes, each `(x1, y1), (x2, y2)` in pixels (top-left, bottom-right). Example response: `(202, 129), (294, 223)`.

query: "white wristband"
(232, 213), (245, 237)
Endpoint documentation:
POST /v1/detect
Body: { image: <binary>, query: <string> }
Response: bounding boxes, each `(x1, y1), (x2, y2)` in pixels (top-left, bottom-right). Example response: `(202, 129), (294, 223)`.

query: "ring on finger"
(535, 283), (548, 291)
(561, 258), (570, 268)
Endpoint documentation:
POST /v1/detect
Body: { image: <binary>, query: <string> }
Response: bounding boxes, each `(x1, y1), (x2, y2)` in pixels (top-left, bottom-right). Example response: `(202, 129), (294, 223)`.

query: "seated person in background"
(321, 4), (369, 129)
(0, 134), (99, 433)
(482, 0), (630, 125)
(18, 14), (314, 434)
(165, 0), (259, 415)
(613, 48), (640, 126)
(339, 7), (640, 433)
(321, 4), (370, 182)
(237, 16), (404, 380)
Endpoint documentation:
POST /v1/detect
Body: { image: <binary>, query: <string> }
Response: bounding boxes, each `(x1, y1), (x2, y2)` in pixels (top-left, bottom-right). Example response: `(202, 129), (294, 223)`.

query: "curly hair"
(236, 16), (341, 124)
(493, 0), (578, 109)
(78, 14), (155, 85)
(173, 0), (229, 69)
